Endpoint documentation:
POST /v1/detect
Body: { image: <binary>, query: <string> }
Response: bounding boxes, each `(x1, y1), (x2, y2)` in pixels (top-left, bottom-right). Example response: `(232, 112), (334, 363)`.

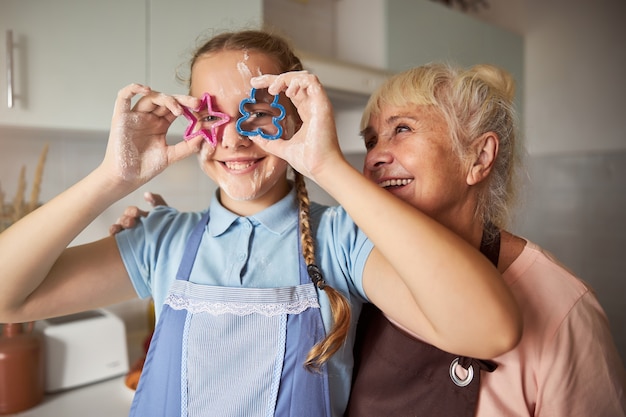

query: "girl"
(0, 31), (521, 416)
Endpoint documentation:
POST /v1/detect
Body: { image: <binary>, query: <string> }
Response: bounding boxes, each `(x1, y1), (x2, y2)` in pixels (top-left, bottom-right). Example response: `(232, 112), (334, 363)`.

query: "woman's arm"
(0, 84), (203, 323)
(249, 72), (522, 359)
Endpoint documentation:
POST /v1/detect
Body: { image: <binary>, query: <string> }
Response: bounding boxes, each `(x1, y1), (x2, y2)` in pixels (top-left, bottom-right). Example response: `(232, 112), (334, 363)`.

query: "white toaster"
(35, 308), (129, 392)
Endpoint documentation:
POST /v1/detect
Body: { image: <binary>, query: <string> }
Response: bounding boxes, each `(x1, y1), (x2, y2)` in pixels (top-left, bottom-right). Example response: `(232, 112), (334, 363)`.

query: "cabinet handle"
(6, 30), (13, 108)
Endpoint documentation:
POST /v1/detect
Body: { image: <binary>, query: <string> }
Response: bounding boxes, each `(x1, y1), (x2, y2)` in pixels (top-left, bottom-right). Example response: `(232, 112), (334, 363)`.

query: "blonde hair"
(186, 30), (351, 370)
(362, 62), (523, 233)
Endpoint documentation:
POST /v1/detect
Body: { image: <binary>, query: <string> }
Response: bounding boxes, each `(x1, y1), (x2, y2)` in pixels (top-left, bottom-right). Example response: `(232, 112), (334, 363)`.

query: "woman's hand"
(247, 72), (345, 182)
(109, 192), (168, 235)
(100, 84), (205, 189)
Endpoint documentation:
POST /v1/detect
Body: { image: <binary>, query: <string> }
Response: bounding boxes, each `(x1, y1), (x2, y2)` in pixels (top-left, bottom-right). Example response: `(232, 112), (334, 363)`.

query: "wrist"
(90, 165), (141, 202)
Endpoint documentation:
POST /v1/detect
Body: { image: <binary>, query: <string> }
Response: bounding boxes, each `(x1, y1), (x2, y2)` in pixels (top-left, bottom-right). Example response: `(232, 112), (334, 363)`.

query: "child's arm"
(0, 84), (202, 323)
(249, 72), (522, 359)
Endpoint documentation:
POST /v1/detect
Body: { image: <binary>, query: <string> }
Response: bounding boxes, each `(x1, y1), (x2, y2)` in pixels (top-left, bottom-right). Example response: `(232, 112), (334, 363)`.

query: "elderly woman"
(346, 62), (625, 417)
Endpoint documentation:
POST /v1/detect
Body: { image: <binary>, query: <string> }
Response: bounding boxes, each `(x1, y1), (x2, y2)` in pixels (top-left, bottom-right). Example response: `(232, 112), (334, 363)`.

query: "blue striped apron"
(128, 210), (332, 417)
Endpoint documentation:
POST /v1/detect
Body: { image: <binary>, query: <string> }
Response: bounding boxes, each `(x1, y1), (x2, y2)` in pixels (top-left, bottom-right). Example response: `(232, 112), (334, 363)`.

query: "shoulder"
(116, 206), (206, 253)
(309, 202), (368, 243)
(503, 238), (616, 346)
(495, 243), (624, 389)
(503, 239), (601, 336)
(309, 202), (373, 295)
(141, 206), (205, 233)
(505, 239), (590, 299)
(310, 201), (334, 216)
(309, 202), (355, 226)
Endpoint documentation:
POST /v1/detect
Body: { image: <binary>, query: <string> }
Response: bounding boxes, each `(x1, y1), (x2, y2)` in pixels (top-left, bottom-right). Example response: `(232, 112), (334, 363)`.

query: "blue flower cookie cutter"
(236, 88), (286, 140)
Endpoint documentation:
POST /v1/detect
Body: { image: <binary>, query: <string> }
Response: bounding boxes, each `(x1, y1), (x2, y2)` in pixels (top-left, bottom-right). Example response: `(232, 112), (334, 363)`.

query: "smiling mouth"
(223, 159), (260, 170)
(378, 178), (413, 188)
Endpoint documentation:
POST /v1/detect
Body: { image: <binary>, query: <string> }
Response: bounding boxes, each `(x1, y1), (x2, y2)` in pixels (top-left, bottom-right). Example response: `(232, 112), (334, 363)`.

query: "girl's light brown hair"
(186, 29), (351, 371)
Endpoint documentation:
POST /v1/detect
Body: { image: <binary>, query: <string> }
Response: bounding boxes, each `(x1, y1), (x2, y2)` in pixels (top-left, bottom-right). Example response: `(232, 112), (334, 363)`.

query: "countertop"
(8, 376), (134, 417)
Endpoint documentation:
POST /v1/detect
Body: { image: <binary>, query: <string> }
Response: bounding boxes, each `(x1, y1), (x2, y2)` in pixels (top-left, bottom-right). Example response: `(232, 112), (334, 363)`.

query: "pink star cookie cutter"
(182, 93), (230, 146)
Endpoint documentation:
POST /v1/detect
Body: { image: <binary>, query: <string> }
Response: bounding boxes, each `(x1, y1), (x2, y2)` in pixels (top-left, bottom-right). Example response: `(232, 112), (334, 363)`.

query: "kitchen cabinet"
(0, 0), (261, 133)
(0, 0), (147, 131)
(386, 0), (523, 74)
(385, 1), (523, 113)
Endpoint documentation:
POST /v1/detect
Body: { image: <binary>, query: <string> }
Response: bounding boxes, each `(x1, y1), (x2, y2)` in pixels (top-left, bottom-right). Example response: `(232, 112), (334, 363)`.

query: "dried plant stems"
(12, 166), (27, 222)
(28, 143), (48, 212)
(0, 144), (49, 233)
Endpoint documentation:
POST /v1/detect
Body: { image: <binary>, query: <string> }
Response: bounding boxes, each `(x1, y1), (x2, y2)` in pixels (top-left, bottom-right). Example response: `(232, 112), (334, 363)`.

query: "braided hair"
(294, 172), (351, 370)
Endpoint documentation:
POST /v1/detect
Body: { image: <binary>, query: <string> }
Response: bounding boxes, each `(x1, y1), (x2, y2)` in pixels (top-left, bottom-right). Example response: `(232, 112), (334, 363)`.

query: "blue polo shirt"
(115, 187), (374, 415)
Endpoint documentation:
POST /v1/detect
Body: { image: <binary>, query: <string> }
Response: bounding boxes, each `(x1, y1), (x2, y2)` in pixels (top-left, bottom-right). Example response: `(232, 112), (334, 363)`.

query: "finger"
(284, 74), (325, 107)
(172, 94), (202, 110)
(112, 213), (138, 229)
(181, 135), (205, 153)
(250, 74), (279, 91)
(135, 92), (184, 117)
(120, 216), (138, 229)
(166, 136), (205, 165)
(114, 83), (151, 116)
(251, 71), (313, 97)
(152, 105), (174, 118)
(122, 206), (143, 218)
(109, 224), (123, 236)
(248, 134), (284, 157)
(144, 192), (168, 207)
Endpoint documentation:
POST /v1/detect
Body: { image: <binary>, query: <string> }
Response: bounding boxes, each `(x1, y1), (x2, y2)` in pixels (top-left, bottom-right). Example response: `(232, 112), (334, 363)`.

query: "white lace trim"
(165, 293), (320, 317)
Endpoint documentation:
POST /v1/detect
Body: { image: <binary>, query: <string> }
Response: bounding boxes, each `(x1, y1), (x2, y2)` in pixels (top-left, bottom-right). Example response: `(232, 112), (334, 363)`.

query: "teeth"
(225, 161), (255, 170)
(379, 178), (413, 188)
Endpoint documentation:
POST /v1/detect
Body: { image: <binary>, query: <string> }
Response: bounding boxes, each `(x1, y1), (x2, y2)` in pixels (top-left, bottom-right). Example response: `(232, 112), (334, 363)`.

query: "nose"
(220, 120), (251, 149)
(363, 142), (393, 175)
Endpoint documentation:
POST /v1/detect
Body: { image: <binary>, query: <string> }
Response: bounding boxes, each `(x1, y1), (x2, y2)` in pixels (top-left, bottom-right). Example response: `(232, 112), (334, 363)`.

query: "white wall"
(468, 0), (626, 154)
(469, 0), (626, 361)
(524, 0), (626, 154)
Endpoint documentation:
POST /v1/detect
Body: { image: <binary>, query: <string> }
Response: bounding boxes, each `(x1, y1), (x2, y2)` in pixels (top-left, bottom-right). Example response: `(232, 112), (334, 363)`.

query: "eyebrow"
(359, 127), (373, 138)
(359, 114), (420, 138)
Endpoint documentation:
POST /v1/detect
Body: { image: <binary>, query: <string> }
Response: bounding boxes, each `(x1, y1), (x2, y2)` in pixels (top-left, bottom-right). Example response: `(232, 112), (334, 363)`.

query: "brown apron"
(345, 227), (500, 417)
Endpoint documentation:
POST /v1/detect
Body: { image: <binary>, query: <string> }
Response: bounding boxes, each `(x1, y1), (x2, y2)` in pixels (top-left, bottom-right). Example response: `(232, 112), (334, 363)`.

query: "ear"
(466, 132), (498, 186)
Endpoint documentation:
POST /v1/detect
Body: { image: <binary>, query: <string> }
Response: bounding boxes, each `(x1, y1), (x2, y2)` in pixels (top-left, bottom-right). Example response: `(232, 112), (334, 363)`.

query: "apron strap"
(480, 222), (501, 267)
(175, 210), (211, 281)
(129, 305), (188, 417)
(276, 210), (332, 417)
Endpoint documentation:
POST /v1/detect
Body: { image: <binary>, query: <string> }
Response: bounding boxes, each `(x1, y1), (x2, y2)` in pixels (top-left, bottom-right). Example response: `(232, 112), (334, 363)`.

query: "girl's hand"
(101, 84), (205, 189)
(247, 72), (345, 181)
